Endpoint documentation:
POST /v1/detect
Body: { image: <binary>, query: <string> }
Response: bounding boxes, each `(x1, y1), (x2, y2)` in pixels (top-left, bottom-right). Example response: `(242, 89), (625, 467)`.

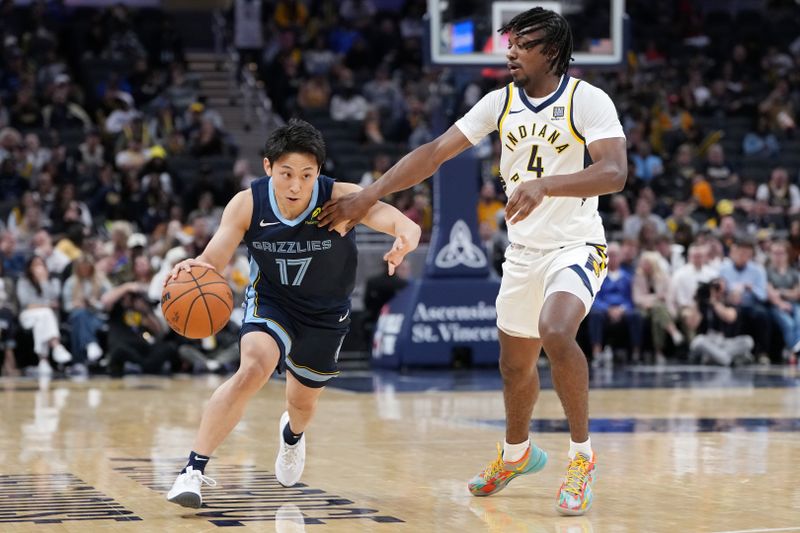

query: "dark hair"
(24, 255), (45, 295)
(499, 7), (573, 76)
(263, 118), (326, 170)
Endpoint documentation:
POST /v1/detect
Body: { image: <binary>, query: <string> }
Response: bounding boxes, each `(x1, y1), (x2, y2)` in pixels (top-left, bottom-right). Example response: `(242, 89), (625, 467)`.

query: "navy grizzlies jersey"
(243, 175), (357, 322)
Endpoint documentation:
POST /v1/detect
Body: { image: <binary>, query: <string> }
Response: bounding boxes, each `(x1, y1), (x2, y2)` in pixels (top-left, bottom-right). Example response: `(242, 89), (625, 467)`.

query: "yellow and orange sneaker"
(468, 442), (548, 496)
(555, 452), (596, 515)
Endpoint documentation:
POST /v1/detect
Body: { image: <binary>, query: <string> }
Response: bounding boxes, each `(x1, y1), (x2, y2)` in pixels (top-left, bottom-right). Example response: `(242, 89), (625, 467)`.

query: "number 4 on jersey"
(527, 145), (544, 177)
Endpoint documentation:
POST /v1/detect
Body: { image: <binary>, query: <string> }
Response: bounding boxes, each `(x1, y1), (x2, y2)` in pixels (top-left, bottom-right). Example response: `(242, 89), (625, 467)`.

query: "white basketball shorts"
(496, 242), (608, 338)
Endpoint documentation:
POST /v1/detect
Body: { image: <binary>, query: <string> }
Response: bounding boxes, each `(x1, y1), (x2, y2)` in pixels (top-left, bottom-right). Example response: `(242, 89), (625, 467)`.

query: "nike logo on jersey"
(508, 109), (525, 115)
(338, 310), (350, 322)
(260, 220), (281, 227)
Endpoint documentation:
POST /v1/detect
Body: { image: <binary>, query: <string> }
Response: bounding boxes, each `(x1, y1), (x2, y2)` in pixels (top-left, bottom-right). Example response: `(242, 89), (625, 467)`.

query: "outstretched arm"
(333, 182), (422, 275)
(319, 125), (473, 231)
(505, 137), (627, 224)
(166, 190), (252, 283)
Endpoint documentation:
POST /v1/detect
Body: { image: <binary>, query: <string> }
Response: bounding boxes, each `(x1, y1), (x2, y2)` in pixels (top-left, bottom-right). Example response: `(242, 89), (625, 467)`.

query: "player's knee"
(499, 352), (535, 378)
(235, 357), (273, 389)
(539, 322), (575, 355)
(287, 393), (318, 414)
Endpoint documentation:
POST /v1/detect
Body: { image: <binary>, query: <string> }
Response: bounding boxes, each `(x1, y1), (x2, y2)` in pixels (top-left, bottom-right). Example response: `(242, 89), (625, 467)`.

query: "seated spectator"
(655, 233), (685, 274)
(717, 215), (738, 254)
(0, 259), (18, 377)
(689, 278), (754, 366)
(669, 243), (715, 341)
(62, 255), (111, 375)
(363, 65), (402, 119)
(477, 181), (504, 234)
(359, 153), (391, 188)
(297, 75), (331, 112)
(765, 240), (800, 362)
(665, 200), (697, 236)
(743, 116), (780, 157)
(633, 251), (684, 364)
(101, 280), (175, 378)
(164, 63), (197, 111)
(17, 255), (71, 375)
(0, 231), (27, 278)
(656, 143), (694, 203)
(41, 74), (92, 131)
(702, 143), (739, 200)
(719, 236), (772, 364)
(303, 35), (338, 77)
(330, 78), (369, 121)
(631, 141), (664, 185)
(363, 109), (385, 145)
(32, 229), (70, 276)
(105, 92), (139, 135)
(756, 167), (800, 228)
(605, 194), (630, 236)
(588, 242), (643, 365)
(759, 79), (795, 135)
(623, 195), (667, 239)
(9, 86), (42, 130)
(76, 128), (105, 174)
(189, 118), (224, 157)
(23, 133), (50, 176)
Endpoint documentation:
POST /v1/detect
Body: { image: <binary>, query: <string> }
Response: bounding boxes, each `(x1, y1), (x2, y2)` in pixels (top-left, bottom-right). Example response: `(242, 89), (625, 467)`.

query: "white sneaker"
(275, 411), (305, 487)
(86, 342), (103, 362)
(52, 345), (72, 364)
(37, 359), (53, 376)
(275, 503), (306, 533)
(166, 466), (216, 508)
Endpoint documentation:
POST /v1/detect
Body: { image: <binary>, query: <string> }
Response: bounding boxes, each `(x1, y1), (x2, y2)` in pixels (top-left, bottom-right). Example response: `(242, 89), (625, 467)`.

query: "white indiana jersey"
(455, 75), (625, 249)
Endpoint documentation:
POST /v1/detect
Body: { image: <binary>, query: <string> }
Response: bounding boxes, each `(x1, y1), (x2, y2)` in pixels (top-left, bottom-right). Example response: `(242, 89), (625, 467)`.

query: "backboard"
(427, 0), (626, 67)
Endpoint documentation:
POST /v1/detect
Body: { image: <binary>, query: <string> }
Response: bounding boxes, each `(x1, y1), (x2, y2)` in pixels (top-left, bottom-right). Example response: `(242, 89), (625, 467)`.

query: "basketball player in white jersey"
(319, 7), (626, 516)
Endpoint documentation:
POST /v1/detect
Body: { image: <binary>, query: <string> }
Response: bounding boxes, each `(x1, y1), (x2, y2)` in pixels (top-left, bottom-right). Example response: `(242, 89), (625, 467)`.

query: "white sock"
(503, 438), (530, 462)
(569, 437), (593, 460)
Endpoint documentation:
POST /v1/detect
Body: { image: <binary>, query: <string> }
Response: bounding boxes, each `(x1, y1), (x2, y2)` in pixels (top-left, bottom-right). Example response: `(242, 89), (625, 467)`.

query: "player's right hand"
(319, 191), (373, 233)
(166, 258), (216, 286)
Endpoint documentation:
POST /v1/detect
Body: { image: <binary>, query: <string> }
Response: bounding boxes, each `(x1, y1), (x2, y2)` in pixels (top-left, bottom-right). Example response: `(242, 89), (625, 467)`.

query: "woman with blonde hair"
(62, 255), (111, 375)
(633, 251), (684, 364)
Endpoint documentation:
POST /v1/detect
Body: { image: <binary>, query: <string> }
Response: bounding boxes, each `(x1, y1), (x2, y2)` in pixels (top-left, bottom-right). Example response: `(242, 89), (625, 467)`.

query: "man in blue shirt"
(718, 236), (772, 363)
(587, 242), (643, 364)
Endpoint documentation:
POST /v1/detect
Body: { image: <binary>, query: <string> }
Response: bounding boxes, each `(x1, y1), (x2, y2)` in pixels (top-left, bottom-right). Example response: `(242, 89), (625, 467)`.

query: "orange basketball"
(161, 265), (234, 339)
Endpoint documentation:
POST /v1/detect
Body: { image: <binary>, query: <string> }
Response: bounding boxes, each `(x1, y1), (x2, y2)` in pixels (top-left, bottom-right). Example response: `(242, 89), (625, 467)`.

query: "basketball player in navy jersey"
(320, 8), (626, 516)
(165, 119), (421, 508)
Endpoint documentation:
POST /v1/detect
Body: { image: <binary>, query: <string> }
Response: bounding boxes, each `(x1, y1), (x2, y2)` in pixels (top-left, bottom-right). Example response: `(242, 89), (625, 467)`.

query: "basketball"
(161, 265), (234, 339)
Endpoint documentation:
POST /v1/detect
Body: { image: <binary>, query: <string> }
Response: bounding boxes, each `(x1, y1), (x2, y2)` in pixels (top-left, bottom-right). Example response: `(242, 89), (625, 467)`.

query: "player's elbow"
(606, 159), (627, 193)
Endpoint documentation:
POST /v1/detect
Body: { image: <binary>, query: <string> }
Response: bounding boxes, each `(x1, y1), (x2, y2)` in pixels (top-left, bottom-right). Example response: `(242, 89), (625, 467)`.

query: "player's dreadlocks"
(499, 7), (573, 76)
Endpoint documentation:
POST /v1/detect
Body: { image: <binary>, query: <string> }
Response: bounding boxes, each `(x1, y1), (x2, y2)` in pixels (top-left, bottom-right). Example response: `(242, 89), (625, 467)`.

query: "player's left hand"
(383, 230), (419, 276)
(505, 180), (547, 224)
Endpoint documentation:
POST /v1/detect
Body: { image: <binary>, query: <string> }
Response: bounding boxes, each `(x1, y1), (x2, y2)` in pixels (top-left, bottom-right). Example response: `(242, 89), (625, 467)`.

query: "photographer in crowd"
(689, 277), (754, 366)
(101, 281), (177, 377)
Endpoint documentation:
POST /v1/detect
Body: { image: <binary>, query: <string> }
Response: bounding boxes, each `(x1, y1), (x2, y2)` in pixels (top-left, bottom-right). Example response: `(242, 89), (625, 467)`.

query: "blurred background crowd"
(0, 0), (799, 378)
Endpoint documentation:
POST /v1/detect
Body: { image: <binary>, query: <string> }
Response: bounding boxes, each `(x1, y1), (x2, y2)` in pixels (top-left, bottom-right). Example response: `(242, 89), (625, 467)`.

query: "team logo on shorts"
(553, 106), (565, 119)
(585, 244), (608, 278)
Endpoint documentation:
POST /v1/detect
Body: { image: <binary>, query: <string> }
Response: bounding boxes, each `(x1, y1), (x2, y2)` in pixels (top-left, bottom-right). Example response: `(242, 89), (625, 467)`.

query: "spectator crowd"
(0, 0), (799, 377)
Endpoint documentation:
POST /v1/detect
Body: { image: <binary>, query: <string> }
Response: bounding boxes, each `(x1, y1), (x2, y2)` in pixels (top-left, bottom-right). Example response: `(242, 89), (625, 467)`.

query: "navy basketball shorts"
(239, 298), (349, 388)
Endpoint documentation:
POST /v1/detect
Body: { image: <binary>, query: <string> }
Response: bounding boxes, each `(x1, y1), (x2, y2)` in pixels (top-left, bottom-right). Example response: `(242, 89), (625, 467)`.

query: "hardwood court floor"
(1, 366), (799, 532)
